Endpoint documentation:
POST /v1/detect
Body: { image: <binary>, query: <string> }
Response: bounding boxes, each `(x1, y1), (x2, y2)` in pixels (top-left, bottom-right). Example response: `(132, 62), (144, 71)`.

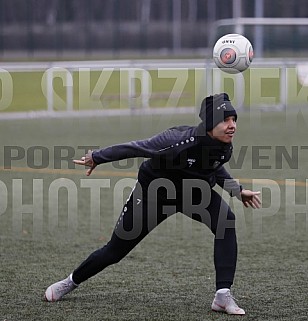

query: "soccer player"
(45, 93), (261, 315)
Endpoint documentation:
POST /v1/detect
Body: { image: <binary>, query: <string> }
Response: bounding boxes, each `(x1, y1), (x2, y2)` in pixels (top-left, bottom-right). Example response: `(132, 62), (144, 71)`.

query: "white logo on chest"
(213, 160), (220, 168)
(187, 158), (196, 167)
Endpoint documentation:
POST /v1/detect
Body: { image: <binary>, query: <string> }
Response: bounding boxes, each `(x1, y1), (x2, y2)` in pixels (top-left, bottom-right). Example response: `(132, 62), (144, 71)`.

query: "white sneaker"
(45, 274), (78, 302)
(211, 288), (245, 315)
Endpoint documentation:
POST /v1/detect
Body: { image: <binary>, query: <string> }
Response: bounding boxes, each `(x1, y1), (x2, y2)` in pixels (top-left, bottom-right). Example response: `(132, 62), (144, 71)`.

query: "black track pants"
(73, 177), (237, 290)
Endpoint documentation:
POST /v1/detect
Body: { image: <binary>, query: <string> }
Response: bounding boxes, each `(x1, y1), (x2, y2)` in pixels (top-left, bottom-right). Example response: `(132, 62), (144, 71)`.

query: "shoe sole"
(212, 308), (245, 315)
(212, 304), (245, 315)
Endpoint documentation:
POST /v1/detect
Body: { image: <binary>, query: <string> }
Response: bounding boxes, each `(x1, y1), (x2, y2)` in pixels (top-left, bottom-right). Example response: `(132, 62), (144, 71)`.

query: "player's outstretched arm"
(73, 150), (97, 176)
(238, 189), (261, 209)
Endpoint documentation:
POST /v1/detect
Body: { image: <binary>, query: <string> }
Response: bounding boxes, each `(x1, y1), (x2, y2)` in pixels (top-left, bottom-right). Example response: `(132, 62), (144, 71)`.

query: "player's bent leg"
(44, 179), (170, 301)
(44, 230), (146, 302)
(44, 183), (146, 301)
(72, 184), (153, 285)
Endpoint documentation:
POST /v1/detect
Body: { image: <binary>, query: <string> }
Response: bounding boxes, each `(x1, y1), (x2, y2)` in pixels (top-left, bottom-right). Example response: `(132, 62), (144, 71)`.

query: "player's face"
(209, 116), (237, 143)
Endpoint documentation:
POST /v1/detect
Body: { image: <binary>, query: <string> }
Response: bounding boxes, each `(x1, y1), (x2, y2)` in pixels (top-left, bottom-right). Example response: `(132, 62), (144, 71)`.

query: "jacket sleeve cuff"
(229, 184), (243, 198)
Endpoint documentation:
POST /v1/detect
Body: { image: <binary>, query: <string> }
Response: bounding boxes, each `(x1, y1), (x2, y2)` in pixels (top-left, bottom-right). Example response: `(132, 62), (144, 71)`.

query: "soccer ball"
(213, 33), (253, 74)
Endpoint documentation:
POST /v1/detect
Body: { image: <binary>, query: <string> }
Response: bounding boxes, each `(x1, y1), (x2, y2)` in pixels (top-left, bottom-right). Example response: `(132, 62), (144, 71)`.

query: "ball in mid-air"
(213, 33), (253, 73)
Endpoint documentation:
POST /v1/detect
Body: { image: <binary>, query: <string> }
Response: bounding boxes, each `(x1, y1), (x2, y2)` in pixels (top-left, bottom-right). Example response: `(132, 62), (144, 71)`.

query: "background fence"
(1, 58), (307, 119)
(1, 0), (308, 58)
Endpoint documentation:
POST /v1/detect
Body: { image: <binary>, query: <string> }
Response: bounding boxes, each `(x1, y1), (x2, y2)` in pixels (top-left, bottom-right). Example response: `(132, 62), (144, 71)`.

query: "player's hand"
(73, 150), (97, 176)
(239, 189), (261, 209)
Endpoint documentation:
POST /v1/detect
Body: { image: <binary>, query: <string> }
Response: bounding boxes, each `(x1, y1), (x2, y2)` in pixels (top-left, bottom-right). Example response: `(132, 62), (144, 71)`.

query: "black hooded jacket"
(92, 123), (242, 197)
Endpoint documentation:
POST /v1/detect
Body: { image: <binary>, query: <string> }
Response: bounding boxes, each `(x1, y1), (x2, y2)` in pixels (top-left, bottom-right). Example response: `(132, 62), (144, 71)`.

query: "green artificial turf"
(0, 112), (307, 320)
